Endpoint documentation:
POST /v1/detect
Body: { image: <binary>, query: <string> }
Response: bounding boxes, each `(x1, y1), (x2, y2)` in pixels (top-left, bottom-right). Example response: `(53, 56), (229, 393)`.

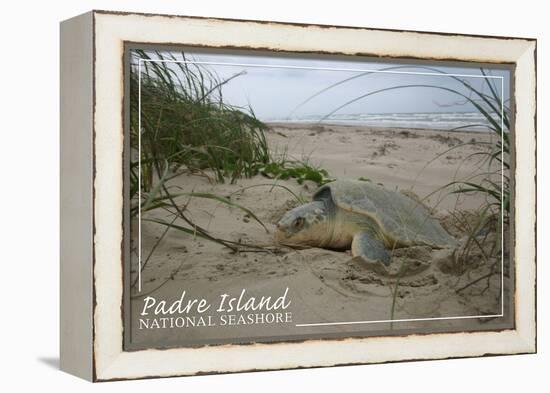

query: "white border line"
(137, 60), (142, 293)
(136, 56), (505, 328)
(501, 76), (505, 316)
(138, 59), (504, 79)
(296, 314), (503, 327)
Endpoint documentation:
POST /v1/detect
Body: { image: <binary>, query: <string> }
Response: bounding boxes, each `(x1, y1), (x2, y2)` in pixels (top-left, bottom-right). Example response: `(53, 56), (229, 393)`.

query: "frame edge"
(90, 11), (538, 380)
(59, 11), (95, 382)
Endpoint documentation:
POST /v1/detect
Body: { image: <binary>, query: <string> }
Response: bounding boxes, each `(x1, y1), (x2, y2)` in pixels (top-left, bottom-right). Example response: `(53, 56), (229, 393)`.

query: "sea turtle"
(275, 179), (457, 266)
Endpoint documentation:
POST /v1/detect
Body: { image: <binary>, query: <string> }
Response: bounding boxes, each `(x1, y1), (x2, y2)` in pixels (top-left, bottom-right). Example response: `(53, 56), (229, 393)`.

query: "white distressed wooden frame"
(60, 10), (536, 381)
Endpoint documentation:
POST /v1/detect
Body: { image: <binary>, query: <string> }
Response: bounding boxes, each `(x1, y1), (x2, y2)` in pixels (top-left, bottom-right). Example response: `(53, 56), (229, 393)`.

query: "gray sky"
(137, 50), (511, 122)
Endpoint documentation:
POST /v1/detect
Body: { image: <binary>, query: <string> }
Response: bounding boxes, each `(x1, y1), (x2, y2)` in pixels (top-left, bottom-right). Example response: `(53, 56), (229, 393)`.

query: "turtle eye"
(293, 217), (305, 230)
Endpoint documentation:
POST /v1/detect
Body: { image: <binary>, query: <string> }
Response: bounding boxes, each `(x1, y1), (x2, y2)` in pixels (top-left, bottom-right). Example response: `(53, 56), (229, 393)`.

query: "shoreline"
(265, 121), (495, 135)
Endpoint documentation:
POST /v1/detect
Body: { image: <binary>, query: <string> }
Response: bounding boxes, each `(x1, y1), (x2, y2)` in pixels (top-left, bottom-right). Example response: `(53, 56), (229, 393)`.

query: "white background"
(0, 0), (545, 391)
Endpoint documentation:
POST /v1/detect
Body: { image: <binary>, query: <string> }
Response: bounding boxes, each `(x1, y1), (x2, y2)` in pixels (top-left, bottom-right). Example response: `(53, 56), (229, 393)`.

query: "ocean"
(266, 112), (504, 132)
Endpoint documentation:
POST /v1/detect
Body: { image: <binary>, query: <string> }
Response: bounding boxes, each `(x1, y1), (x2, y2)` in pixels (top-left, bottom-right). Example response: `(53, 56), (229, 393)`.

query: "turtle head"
(275, 201), (331, 248)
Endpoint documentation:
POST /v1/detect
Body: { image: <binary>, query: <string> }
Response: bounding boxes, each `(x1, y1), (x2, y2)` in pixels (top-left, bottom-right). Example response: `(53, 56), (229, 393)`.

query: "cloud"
(141, 49), (511, 121)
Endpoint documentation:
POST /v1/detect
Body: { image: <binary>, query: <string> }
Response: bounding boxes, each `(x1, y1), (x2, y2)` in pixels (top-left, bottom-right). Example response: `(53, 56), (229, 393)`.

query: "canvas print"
(124, 46), (513, 349)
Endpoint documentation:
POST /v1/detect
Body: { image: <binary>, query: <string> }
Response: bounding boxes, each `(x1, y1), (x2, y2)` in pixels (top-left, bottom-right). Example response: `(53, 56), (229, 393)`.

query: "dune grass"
(129, 50), (335, 289)
(295, 65), (509, 236)
(128, 50), (272, 287)
(130, 49), (270, 192)
(337, 68), (505, 209)
(291, 66), (510, 320)
(130, 49), (332, 196)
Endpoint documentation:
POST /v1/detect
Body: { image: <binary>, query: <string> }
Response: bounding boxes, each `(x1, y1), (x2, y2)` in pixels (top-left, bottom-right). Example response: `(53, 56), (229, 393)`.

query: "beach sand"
(128, 123), (511, 348)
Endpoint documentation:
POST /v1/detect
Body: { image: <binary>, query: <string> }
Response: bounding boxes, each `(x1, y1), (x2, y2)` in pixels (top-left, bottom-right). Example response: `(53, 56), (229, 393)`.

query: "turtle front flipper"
(351, 232), (391, 266)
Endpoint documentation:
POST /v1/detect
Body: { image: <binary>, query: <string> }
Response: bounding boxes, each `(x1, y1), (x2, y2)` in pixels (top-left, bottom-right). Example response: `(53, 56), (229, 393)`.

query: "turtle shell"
(313, 179), (457, 248)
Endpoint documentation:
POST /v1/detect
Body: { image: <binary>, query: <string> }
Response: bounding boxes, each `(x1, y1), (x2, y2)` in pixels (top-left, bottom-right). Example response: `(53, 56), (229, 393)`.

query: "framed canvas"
(60, 10), (537, 381)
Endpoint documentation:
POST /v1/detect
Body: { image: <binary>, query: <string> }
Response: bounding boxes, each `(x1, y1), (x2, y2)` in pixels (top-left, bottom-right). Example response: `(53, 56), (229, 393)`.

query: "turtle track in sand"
(295, 246), (446, 300)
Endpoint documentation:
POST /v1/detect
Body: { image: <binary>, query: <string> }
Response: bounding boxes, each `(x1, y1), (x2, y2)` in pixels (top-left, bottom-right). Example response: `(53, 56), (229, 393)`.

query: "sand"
(128, 123), (511, 348)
